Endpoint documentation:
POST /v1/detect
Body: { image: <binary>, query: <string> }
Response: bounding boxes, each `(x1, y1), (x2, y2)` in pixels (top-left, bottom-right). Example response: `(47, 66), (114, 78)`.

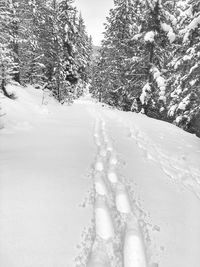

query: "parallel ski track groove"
(87, 113), (149, 267)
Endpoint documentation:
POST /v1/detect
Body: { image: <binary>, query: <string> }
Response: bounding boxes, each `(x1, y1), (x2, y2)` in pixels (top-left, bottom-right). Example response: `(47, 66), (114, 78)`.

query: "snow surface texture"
(1, 85), (200, 267)
(0, 85), (94, 267)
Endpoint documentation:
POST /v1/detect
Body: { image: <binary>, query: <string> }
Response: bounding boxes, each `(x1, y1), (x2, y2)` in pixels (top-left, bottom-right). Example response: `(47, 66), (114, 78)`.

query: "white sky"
(74, 0), (114, 46)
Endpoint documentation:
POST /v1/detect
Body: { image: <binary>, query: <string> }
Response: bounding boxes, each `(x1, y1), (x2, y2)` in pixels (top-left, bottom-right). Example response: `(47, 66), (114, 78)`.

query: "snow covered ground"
(0, 85), (200, 267)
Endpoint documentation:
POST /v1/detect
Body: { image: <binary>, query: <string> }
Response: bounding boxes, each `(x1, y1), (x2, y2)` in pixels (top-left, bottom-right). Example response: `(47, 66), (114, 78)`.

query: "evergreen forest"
(1, 0), (200, 137)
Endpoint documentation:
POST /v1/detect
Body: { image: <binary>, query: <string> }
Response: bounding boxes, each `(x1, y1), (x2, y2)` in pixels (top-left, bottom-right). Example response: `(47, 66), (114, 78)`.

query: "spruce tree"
(168, 0), (200, 136)
(91, 0), (143, 110)
(0, 0), (18, 97)
(20, 0), (46, 85)
(75, 14), (93, 97)
(7, 0), (21, 84)
(135, 0), (176, 117)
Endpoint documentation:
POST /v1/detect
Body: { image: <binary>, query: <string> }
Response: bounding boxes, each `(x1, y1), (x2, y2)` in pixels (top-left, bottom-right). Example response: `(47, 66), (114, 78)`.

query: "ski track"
(86, 112), (149, 267)
(2, 89), (200, 267)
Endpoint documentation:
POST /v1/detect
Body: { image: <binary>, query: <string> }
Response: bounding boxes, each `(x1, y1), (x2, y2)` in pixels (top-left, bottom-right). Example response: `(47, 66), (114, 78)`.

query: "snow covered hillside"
(0, 85), (200, 267)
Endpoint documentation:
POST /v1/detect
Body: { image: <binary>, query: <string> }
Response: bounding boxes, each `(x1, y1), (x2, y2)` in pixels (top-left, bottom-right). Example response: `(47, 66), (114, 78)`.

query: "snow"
(168, 104), (178, 117)
(161, 22), (176, 43)
(144, 31), (155, 43)
(183, 15), (200, 43)
(102, 108), (200, 267)
(95, 159), (104, 172)
(189, 62), (198, 75)
(178, 95), (190, 110)
(64, 24), (69, 33)
(109, 154), (118, 165)
(1, 85), (200, 267)
(0, 85), (94, 267)
(140, 83), (151, 105)
(132, 33), (142, 40)
(182, 54), (192, 61)
(124, 216), (148, 267)
(94, 197), (114, 240)
(115, 184), (131, 214)
(107, 168), (118, 184)
(175, 115), (183, 124)
(94, 173), (108, 196)
(151, 67), (166, 102)
(87, 247), (110, 267)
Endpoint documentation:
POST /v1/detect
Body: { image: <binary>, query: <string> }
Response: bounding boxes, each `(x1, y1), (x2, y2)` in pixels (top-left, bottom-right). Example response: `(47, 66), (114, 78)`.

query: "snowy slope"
(0, 85), (200, 267)
(0, 86), (95, 267)
(92, 105), (200, 267)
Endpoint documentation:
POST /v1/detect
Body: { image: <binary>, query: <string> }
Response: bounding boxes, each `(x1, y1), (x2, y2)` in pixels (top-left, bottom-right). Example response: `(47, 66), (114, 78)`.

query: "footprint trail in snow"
(127, 122), (200, 200)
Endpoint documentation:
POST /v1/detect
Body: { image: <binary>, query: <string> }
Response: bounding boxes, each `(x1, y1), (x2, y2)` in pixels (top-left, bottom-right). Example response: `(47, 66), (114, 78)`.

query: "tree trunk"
(1, 79), (10, 98)
(57, 76), (61, 102)
(13, 42), (20, 84)
(99, 88), (102, 102)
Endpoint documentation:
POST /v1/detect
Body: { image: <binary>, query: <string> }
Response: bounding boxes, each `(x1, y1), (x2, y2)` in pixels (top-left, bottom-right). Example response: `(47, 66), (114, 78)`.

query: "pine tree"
(0, 0), (92, 103)
(167, 0), (200, 136)
(75, 14), (93, 97)
(7, 0), (22, 84)
(34, 0), (70, 102)
(91, 48), (107, 102)
(91, 0), (144, 110)
(135, 0), (176, 117)
(91, 0), (177, 113)
(20, 0), (46, 85)
(0, 0), (18, 98)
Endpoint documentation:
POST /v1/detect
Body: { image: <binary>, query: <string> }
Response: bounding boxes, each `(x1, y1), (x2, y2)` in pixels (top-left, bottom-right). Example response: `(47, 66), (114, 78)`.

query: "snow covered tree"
(91, 0), (145, 110)
(91, 0), (199, 137)
(91, 48), (108, 102)
(0, 0), (39, 85)
(74, 14), (93, 97)
(32, 0), (74, 102)
(91, 0), (176, 114)
(135, 0), (176, 117)
(19, 0), (46, 85)
(0, 0), (18, 97)
(0, 0), (92, 102)
(0, 44), (17, 98)
(6, 0), (22, 84)
(53, 3), (92, 100)
(167, 0), (200, 136)
(58, 0), (78, 85)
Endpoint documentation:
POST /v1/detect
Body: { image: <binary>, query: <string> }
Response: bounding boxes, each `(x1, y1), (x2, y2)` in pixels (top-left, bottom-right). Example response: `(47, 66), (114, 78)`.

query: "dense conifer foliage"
(91, 0), (200, 137)
(0, 0), (92, 103)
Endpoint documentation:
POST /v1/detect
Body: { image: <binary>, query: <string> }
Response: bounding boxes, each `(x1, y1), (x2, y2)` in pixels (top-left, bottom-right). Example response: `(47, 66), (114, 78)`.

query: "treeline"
(91, 0), (200, 137)
(0, 0), (92, 103)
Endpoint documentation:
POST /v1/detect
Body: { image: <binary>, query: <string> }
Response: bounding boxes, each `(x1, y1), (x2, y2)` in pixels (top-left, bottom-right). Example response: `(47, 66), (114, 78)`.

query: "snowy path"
(1, 89), (200, 267)
(86, 111), (148, 267)
(86, 104), (200, 267)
